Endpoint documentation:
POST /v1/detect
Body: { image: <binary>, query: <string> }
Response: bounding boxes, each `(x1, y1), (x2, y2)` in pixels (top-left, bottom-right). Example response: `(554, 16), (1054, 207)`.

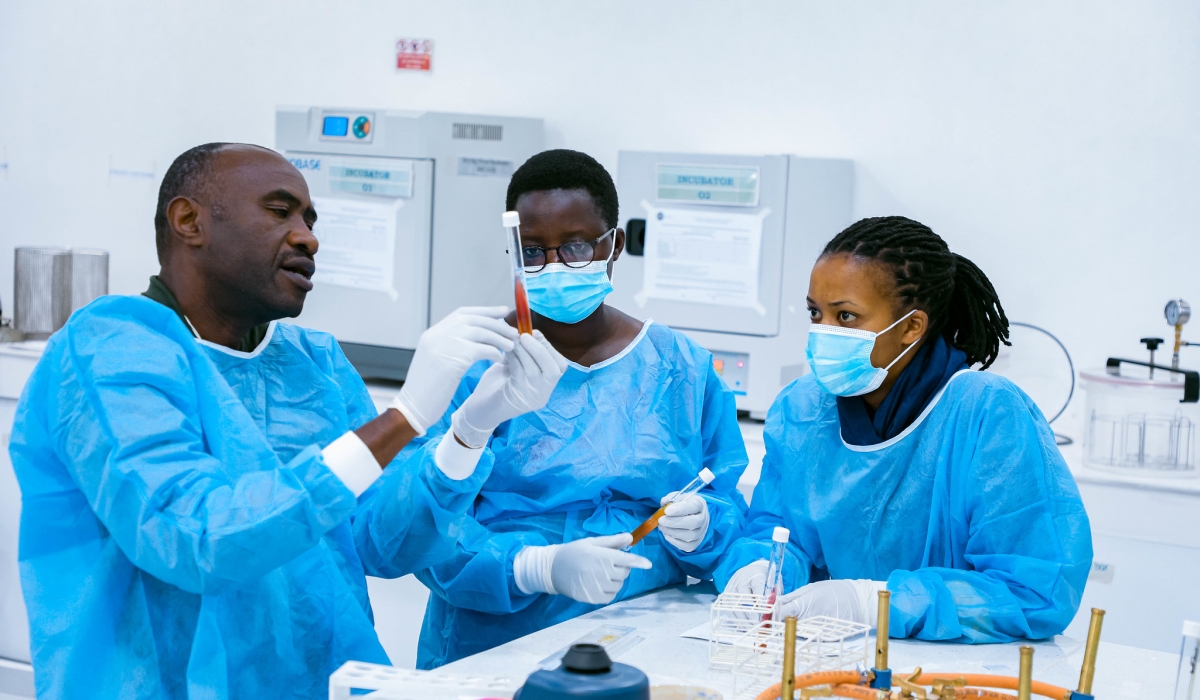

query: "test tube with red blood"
(763, 527), (789, 620)
(503, 211), (533, 335)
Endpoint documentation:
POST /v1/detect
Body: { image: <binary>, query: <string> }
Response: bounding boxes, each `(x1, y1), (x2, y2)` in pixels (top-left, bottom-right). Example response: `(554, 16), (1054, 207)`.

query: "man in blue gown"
(9, 143), (566, 699)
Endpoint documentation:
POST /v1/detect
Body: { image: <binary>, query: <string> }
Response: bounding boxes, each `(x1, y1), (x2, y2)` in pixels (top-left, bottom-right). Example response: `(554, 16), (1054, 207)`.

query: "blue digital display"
(322, 116), (349, 137)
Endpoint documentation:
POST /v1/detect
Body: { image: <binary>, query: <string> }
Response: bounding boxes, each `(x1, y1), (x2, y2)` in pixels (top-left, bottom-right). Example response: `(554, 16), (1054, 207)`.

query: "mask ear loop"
(879, 309), (922, 371)
(599, 227), (617, 266)
(599, 227), (618, 281)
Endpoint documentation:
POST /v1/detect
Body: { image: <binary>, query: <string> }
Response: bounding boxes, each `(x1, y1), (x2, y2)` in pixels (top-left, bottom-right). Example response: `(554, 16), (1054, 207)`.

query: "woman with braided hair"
(715, 216), (1092, 643)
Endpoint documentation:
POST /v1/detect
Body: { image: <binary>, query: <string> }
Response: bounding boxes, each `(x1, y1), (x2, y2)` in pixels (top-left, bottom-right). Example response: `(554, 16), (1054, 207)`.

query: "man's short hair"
(153, 143), (230, 261)
(505, 149), (619, 230)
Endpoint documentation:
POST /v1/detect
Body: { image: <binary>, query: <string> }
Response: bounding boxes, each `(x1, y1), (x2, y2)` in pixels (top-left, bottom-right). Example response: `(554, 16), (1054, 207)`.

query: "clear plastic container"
(1177, 620), (1200, 700)
(1081, 367), (1200, 477)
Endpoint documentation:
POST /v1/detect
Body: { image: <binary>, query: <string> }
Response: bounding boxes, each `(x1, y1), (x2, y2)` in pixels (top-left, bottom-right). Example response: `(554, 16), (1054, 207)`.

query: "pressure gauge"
(1165, 299), (1191, 327)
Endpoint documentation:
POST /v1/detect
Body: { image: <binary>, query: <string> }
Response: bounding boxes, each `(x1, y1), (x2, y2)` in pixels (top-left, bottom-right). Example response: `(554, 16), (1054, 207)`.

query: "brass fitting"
(1076, 608), (1105, 696)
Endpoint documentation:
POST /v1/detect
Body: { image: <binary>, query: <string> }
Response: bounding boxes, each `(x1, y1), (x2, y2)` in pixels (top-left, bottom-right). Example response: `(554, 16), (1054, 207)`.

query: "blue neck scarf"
(837, 334), (969, 446)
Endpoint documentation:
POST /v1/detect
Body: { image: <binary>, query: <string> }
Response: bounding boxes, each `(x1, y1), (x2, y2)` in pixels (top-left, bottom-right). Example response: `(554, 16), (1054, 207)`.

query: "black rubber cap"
(1142, 337), (1164, 351)
(562, 644), (612, 674)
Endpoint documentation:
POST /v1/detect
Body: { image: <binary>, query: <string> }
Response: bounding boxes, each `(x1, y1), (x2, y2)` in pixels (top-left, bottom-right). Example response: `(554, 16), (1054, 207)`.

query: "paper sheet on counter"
(682, 621), (868, 657)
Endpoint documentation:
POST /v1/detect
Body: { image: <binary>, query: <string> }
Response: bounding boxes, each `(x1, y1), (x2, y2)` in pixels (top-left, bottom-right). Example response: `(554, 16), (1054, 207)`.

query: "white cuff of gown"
(322, 431), (382, 497)
(434, 433), (484, 481)
(513, 544), (558, 596)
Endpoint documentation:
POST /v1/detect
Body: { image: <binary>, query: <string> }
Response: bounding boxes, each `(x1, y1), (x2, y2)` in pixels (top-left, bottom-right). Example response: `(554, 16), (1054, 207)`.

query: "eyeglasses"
(520, 228), (615, 273)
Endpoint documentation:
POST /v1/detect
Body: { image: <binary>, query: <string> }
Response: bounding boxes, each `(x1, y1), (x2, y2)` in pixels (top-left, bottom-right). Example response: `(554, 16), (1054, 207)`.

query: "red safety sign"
(396, 38), (433, 72)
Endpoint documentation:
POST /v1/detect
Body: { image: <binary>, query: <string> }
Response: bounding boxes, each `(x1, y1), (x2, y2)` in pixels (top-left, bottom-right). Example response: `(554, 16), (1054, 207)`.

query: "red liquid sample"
(514, 278), (533, 335)
(762, 589), (777, 622)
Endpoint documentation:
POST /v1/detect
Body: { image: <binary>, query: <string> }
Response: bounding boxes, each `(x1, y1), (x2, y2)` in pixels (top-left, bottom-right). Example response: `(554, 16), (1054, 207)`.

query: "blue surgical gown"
(714, 370), (1092, 643)
(408, 322), (749, 668)
(10, 296), (491, 699)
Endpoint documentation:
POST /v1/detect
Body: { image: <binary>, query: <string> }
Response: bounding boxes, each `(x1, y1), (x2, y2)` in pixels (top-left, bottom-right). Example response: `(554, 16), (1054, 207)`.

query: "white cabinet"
(1060, 443), (1200, 652)
(0, 343), (42, 666)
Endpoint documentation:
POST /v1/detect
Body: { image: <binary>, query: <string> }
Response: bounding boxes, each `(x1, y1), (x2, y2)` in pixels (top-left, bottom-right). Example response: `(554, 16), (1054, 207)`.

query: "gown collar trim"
(567, 319), (653, 373)
(840, 368), (973, 452)
(193, 321), (278, 359)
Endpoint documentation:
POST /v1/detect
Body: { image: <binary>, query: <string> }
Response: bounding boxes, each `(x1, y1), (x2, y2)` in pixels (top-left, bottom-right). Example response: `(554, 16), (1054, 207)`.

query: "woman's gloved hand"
(723, 559), (770, 595)
(776, 579), (888, 625)
(451, 331), (568, 448)
(657, 493), (710, 553)
(513, 533), (653, 604)
(391, 307), (518, 435)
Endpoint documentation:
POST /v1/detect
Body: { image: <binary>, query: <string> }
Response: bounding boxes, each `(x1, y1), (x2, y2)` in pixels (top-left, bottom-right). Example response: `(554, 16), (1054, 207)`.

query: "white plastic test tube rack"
(708, 592), (871, 698)
(328, 661), (521, 700)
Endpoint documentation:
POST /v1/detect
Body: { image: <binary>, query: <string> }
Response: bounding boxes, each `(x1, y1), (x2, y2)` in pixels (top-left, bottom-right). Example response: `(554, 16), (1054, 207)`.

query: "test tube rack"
(709, 592), (871, 699)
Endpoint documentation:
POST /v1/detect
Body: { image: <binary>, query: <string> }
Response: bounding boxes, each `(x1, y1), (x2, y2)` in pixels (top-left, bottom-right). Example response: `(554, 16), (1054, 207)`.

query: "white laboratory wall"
(2, 1), (1199, 413)
(2, 0), (1200, 665)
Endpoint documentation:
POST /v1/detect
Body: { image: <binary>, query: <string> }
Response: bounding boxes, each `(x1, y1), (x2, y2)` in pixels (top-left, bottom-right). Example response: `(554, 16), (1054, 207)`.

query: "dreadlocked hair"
(822, 216), (1010, 369)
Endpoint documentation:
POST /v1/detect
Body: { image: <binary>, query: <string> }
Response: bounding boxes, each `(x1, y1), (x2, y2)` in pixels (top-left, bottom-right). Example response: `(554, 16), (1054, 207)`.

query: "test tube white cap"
(1184, 619), (1200, 638)
(698, 468), (715, 485)
(502, 211), (521, 227)
(772, 526), (790, 543)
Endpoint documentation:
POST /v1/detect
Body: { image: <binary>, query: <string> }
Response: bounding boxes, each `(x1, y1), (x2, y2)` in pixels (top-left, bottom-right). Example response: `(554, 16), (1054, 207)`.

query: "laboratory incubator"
(606, 152), (854, 418)
(275, 106), (543, 380)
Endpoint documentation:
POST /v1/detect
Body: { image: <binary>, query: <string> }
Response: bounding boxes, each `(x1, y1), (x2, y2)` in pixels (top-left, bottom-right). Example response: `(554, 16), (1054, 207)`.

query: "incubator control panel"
(711, 350), (750, 396)
(319, 110), (375, 143)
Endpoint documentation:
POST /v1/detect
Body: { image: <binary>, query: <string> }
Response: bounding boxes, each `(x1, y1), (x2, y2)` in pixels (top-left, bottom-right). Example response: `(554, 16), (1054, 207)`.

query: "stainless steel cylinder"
(69, 249), (109, 312)
(14, 247), (73, 339)
(13, 247), (109, 339)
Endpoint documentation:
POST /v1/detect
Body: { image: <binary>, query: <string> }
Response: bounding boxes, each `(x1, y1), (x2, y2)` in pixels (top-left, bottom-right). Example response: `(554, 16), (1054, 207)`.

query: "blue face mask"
(525, 244), (615, 325)
(805, 310), (920, 396)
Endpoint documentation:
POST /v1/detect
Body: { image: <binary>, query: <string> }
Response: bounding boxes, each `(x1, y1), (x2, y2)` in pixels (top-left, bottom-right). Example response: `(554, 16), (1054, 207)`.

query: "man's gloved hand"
(513, 533), (653, 605)
(451, 331), (569, 448)
(391, 307), (518, 435)
(657, 492), (710, 553)
(776, 579), (888, 625)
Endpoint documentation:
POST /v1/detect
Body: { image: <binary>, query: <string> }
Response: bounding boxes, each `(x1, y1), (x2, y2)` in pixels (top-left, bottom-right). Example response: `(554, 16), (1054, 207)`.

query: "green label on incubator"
(656, 164), (760, 207)
(328, 157), (414, 198)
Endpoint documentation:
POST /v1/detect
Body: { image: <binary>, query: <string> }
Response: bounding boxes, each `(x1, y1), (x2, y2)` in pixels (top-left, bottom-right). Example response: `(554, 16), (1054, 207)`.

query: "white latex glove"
(391, 307), (518, 435)
(657, 492), (710, 553)
(724, 560), (770, 596)
(451, 330), (568, 448)
(513, 533), (653, 605)
(776, 579), (888, 625)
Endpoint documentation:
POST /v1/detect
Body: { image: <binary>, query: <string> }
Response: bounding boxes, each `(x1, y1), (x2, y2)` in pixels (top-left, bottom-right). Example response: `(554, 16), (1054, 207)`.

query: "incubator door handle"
(624, 219), (646, 256)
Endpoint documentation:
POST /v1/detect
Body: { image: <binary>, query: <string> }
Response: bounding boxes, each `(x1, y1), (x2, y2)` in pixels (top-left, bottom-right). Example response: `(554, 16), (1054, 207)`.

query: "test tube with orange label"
(628, 468), (716, 545)
(502, 211), (533, 335)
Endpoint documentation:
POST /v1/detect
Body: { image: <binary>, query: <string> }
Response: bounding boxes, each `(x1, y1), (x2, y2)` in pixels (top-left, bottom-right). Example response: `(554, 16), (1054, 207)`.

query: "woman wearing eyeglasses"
(392, 149), (749, 668)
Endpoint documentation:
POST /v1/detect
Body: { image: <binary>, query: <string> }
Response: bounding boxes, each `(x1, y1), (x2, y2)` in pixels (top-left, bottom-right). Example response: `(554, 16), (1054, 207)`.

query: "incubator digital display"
(322, 116), (349, 137)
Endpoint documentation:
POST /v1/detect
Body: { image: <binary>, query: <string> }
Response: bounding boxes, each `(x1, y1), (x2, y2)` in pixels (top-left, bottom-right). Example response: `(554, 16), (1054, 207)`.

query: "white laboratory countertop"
(437, 587), (1180, 700)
